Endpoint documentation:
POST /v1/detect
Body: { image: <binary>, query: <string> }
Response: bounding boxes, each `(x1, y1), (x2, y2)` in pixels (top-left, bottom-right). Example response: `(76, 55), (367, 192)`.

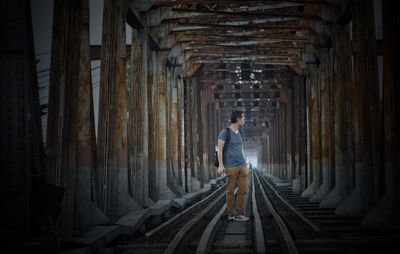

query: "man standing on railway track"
(216, 111), (250, 222)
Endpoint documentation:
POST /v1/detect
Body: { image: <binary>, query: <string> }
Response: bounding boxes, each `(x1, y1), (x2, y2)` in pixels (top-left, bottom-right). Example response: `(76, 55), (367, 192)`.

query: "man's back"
(218, 128), (246, 167)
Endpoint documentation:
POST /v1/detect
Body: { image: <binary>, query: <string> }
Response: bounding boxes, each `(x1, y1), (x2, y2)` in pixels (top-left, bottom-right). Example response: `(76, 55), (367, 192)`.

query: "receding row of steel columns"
(259, 0), (399, 227)
(43, 0), (218, 235)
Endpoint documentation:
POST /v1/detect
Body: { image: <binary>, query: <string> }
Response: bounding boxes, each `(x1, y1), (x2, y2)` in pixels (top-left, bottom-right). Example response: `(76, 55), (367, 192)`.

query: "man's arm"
(217, 139), (225, 175)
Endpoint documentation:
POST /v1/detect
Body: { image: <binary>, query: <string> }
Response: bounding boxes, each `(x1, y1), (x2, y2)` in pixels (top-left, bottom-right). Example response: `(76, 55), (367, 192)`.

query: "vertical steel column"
(76, 0), (108, 228)
(195, 78), (204, 185)
(381, 0), (400, 223)
(208, 101), (216, 179)
(287, 86), (294, 183)
(313, 51), (333, 202)
(362, 0), (400, 226)
(321, 28), (353, 207)
(303, 68), (321, 198)
(0, 0), (40, 241)
(97, 1), (138, 219)
(337, 0), (381, 216)
(299, 76), (308, 192)
(166, 64), (185, 196)
(177, 78), (186, 189)
(292, 76), (302, 193)
(128, 17), (150, 206)
(280, 104), (285, 179)
(201, 85), (211, 182)
(147, 48), (156, 201)
(184, 78), (195, 191)
(152, 51), (173, 200)
(272, 116), (277, 176)
(46, 0), (105, 233)
(170, 68), (180, 190)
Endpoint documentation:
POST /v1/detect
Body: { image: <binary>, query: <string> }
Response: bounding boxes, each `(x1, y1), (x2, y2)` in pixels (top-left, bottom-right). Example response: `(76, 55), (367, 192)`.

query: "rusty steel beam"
(213, 91), (280, 98)
(167, 14), (315, 24)
(168, 20), (313, 31)
(46, 0), (106, 234)
(186, 47), (304, 55)
(179, 26), (309, 36)
(212, 86), (279, 93)
(317, 52), (333, 201)
(169, 25), (312, 34)
(330, 27), (352, 206)
(307, 67), (321, 197)
(177, 78), (186, 190)
(192, 59), (299, 65)
(336, 0), (382, 217)
(376, 0), (400, 226)
(152, 0), (327, 6)
(97, 0), (138, 219)
(183, 40), (307, 49)
(166, 60), (186, 196)
(128, 17), (151, 206)
(157, 51), (168, 198)
(179, 34), (308, 43)
(167, 8), (319, 19)
(190, 52), (300, 58)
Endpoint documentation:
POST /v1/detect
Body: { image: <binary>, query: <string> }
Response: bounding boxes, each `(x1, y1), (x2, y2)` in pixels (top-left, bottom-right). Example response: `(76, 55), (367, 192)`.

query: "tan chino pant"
(225, 165), (249, 216)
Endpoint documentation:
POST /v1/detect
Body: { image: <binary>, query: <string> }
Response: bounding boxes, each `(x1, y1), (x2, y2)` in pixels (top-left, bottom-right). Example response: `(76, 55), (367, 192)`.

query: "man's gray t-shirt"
(218, 128), (246, 167)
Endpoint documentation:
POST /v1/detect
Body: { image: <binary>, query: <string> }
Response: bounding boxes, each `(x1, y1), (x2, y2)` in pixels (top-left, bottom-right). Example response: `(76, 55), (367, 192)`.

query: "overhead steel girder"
(151, 0), (327, 7)
(166, 8), (318, 20)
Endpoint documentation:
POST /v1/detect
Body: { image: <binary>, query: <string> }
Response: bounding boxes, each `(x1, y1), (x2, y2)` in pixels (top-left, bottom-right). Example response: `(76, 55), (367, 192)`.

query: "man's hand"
(217, 165), (225, 176)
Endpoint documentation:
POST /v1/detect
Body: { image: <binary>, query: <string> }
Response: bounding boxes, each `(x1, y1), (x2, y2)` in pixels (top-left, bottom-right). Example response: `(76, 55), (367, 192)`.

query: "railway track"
(255, 170), (400, 253)
(102, 170), (399, 254)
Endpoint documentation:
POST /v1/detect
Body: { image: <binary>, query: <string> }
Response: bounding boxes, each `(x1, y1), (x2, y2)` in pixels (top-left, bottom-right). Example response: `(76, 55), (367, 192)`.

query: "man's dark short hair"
(230, 111), (244, 123)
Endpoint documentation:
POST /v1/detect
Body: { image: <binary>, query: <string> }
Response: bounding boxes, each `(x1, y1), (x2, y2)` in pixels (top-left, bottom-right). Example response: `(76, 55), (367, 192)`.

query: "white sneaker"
(235, 214), (250, 222)
(228, 215), (236, 221)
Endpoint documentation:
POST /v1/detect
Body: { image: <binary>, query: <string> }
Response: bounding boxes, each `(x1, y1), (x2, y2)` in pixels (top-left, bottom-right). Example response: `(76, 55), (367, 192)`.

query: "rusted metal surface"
(96, 0), (136, 219)
(46, 0), (100, 234)
(308, 66), (321, 195)
(348, 0), (381, 215)
(20, 0), (400, 239)
(128, 16), (151, 205)
(379, 0), (400, 225)
(75, 0), (106, 229)
(331, 26), (353, 205)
